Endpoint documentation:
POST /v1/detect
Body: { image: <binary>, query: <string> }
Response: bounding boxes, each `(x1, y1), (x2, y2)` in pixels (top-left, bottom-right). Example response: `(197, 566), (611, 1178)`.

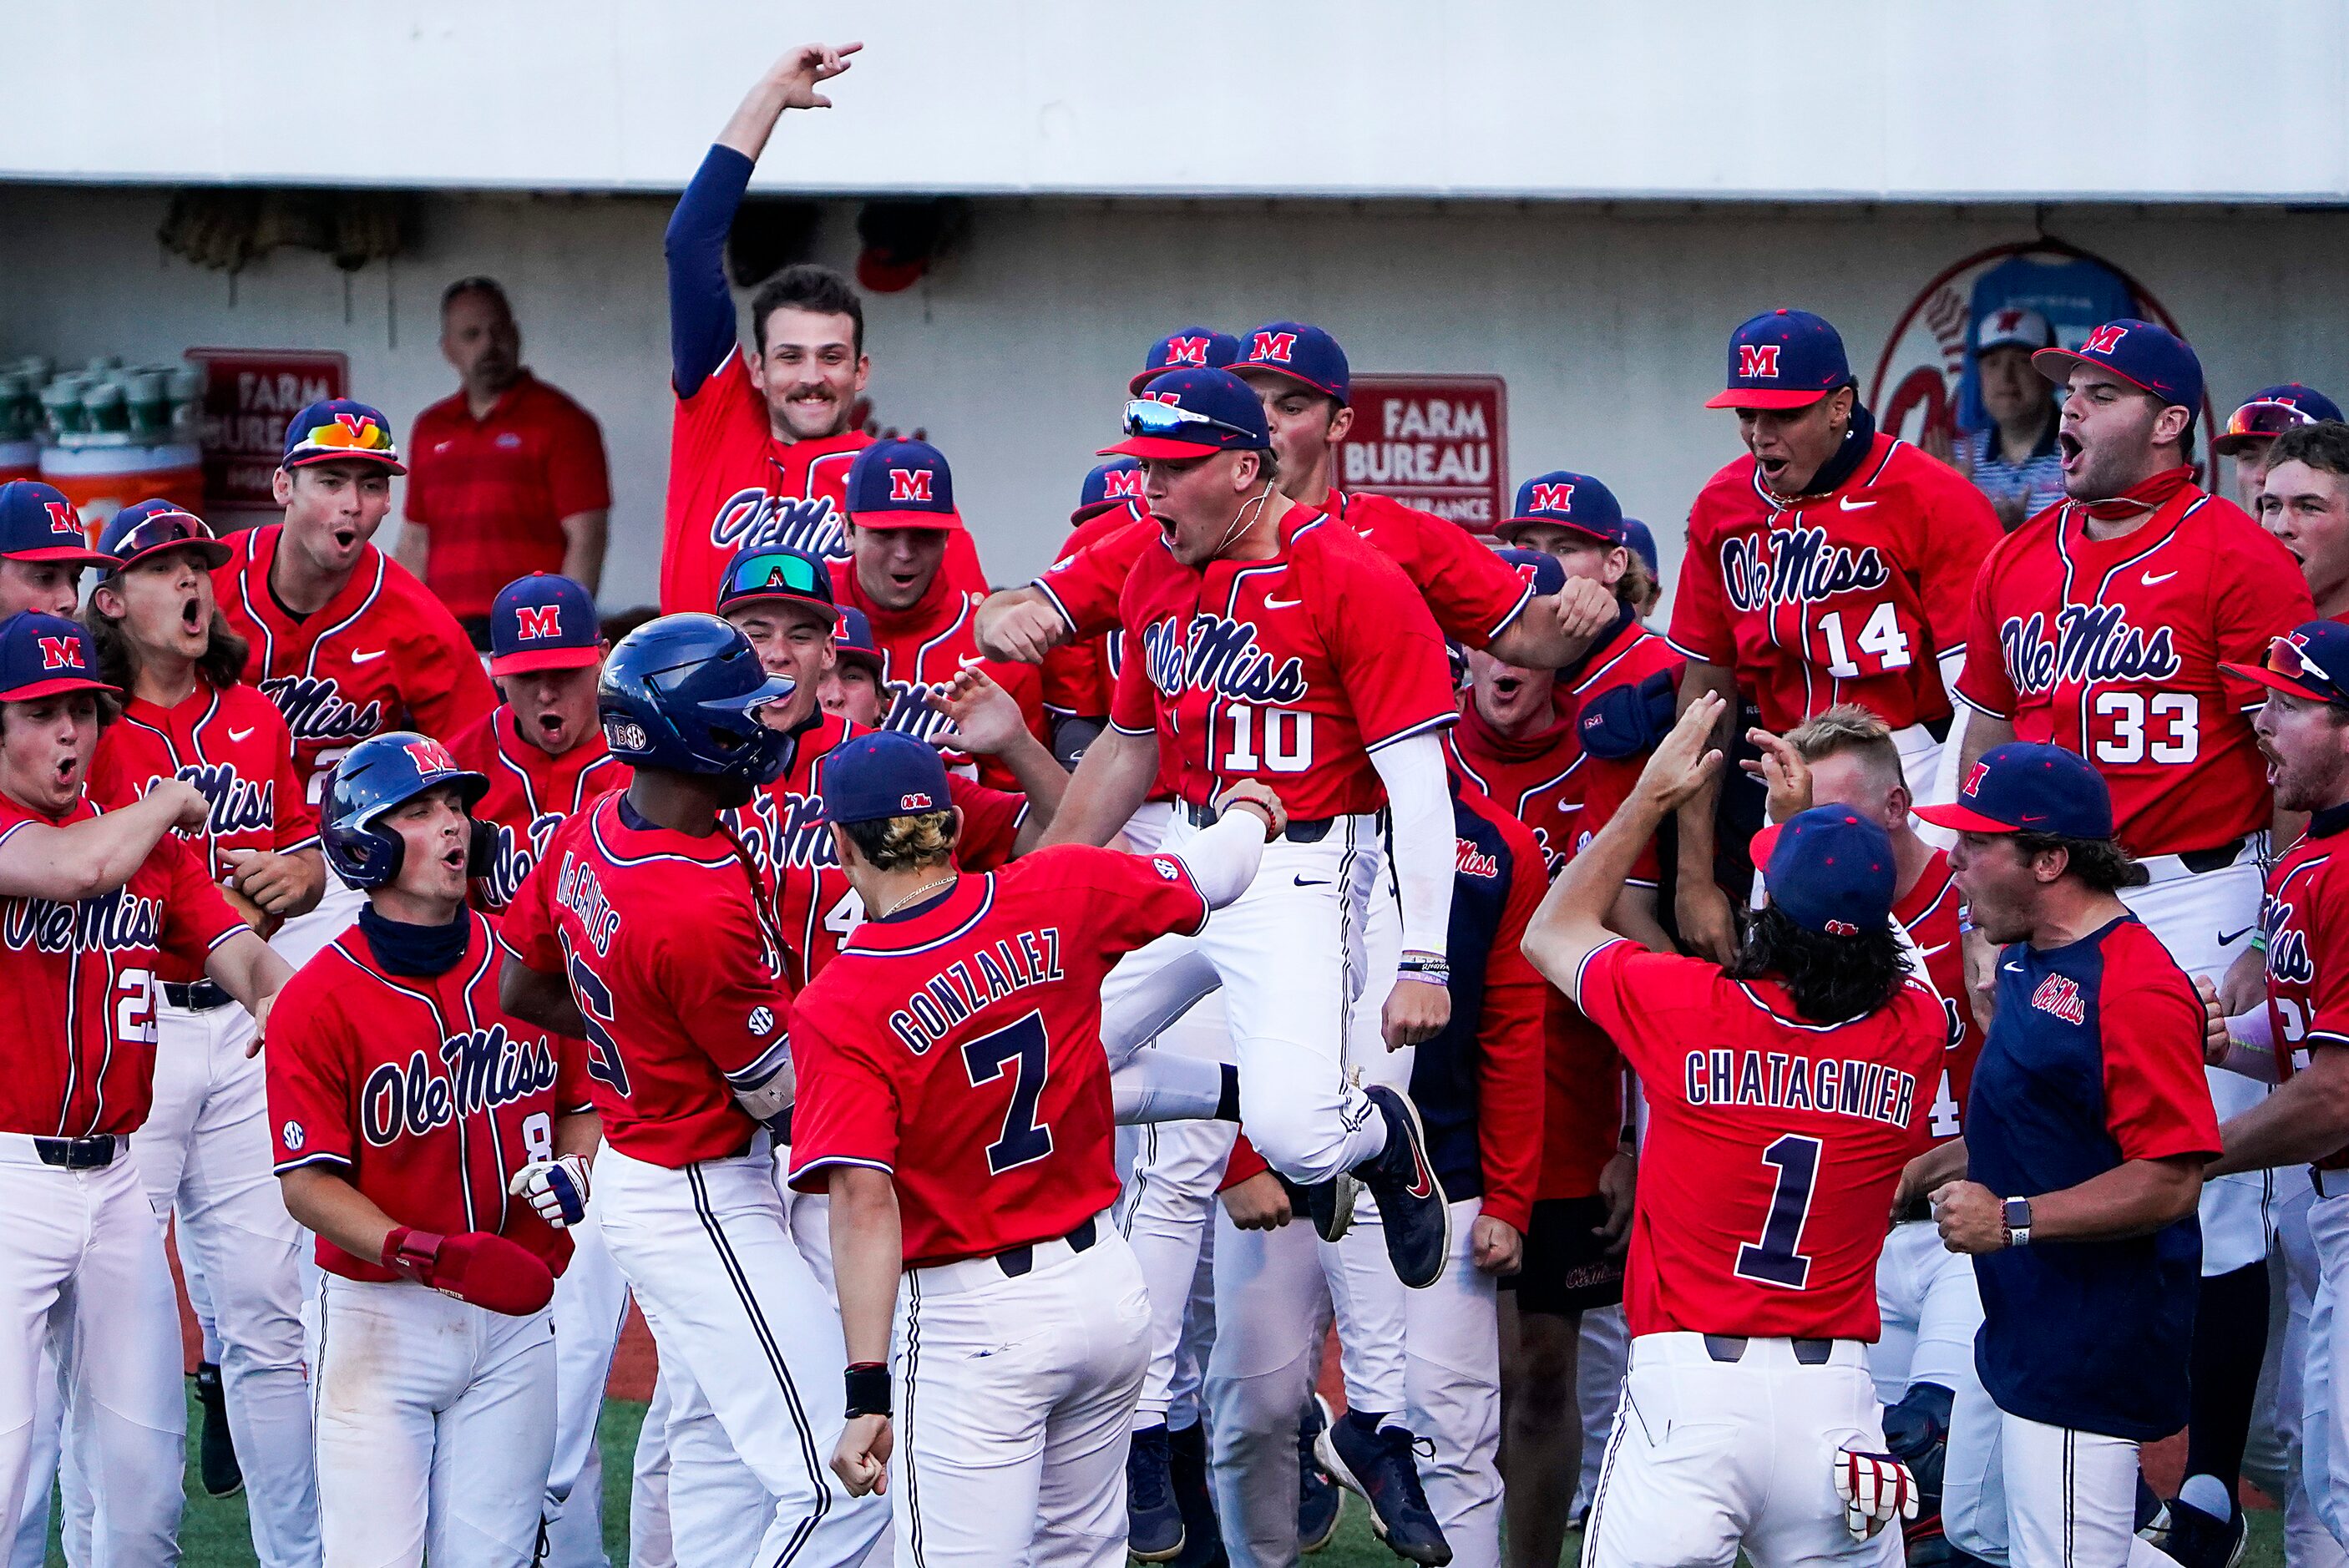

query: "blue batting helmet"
(597, 614), (796, 787)
(321, 731), (493, 890)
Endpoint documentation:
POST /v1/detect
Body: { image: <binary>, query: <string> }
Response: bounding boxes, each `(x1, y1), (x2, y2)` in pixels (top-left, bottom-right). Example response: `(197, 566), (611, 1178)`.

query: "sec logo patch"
(281, 1120), (305, 1151)
(749, 1006), (777, 1037)
(1152, 856), (1180, 882)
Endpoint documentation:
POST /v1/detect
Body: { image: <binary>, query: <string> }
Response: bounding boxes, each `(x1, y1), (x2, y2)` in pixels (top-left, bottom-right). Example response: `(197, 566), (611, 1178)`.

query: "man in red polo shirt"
(398, 277), (610, 644)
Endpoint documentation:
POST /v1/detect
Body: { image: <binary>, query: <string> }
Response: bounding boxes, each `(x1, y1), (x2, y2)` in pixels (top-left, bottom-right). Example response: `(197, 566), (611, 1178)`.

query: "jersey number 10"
(1220, 706), (1314, 774)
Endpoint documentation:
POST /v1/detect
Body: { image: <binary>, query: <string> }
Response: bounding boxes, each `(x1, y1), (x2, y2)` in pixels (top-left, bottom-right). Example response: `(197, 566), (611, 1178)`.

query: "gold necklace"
(876, 874), (958, 919)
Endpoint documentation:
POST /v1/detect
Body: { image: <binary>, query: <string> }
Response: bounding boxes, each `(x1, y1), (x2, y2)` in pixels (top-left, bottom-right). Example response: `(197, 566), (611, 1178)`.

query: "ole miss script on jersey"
(787, 846), (1209, 1267)
(215, 527), (498, 800)
(1573, 938), (1943, 1338)
(88, 678), (319, 981)
(1899, 848), (1982, 1150)
(1671, 432), (1999, 731)
(267, 909), (592, 1281)
(1957, 477), (2311, 855)
(503, 792), (794, 1166)
(446, 706), (628, 913)
(2264, 804), (2349, 1168)
(1108, 505), (1457, 818)
(0, 794), (246, 1137)
(724, 711), (1024, 987)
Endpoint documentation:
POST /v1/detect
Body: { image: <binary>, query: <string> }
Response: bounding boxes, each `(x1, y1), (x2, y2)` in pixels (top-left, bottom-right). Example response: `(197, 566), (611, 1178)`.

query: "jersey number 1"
(1734, 1133), (1821, 1290)
(962, 1010), (1054, 1175)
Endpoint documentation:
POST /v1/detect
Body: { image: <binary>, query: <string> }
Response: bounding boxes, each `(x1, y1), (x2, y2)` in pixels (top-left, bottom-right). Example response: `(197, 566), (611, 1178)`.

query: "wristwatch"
(2001, 1196), (2033, 1248)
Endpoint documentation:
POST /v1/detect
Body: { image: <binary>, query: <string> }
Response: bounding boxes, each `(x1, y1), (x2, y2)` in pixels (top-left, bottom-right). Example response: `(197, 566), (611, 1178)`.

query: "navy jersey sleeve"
(666, 145), (754, 396)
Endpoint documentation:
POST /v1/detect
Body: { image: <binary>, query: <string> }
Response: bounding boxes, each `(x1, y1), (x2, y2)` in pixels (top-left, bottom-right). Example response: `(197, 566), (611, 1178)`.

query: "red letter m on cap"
(43, 502), (78, 537)
(1165, 336), (1209, 367)
(1250, 331), (1297, 364)
(1530, 482), (1576, 513)
(1106, 468), (1144, 498)
(1738, 344), (1782, 380)
(516, 605), (562, 640)
(889, 469), (934, 503)
(2082, 324), (2128, 357)
(37, 635), (82, 670)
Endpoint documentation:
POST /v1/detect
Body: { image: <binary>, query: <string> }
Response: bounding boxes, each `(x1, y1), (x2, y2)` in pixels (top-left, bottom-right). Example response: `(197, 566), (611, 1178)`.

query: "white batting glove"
(1833, 1446), (1917, 1542)
(508, 1155), (592, 1228)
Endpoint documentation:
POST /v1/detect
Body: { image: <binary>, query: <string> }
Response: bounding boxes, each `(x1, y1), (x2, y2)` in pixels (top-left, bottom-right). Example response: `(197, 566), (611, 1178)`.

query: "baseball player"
(827, 438), (1048, 787)
(2258, 419), (2349, 625)
(268, 731), (596, 1568)
(1491, 476), (1661, 620)
(656, 39), (985, 614)
(1524, 691), (1942, 1567)
(818, 607), (888, 726)
(785, 731), (1280, 1565)
(1671, 308), (2002, 965)
(1040, 458), (1149, 766)
(1954, 321), (2314, 1547)
(0, 479), (114, 617)
(2213, 383), (2341, 511)
(1917, 744), (2216, 1568)
(499, 615), (889, 1568)
(215, 398), (498, 964)
(0, 609), (291, 1568)
(75, 499), (324, 1568)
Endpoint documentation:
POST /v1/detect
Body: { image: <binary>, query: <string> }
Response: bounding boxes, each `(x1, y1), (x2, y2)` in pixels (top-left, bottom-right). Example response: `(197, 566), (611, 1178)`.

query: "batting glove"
(508, 1154), (592, 1228)
(1834, 1447), (1918, 1542)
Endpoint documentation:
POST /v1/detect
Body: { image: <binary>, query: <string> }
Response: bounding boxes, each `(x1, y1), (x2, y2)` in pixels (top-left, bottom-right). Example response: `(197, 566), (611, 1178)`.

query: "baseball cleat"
(1167, 1419), (1229, 1568)
(1291, 1171), (1355, 1243)
(2152, 1497), (2245, 1568)
(1298, 1395), (1344, 1553)
(1353, 1086), (1450, 1288)
(1315, 1409), (1452, 1565)
(1126, 1424), (1187, 1562)
(193, 1361), (243, 1500)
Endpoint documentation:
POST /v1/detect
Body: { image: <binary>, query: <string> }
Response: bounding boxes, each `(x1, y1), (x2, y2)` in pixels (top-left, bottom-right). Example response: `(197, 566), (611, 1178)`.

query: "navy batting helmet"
(597, 613), (795, 786)
(321, 731), (493, 890)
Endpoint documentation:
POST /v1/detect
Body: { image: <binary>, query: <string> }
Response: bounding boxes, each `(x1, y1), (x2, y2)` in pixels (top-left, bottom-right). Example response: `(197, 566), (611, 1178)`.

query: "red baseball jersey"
(502, 792), (793, 1166)
(826, 560), (1048, 792)
(0, 792), (246, 1136)
(87, 680), (319, 982)
(1040, 503), (1145, 721)
(721, 711), (1025, 988)
(266, 910), (592, 1281)
(446, 706), (630, 914)
(215, 527), (499, 802)
(1896, 847), (1982, 1150)
(1108, 505), (1457, 818)
(1670, 433), (2000, 732)
(1575, 937), (1943, 1339)
(656, 357), (987, 615)
(1956, 481), (2312, 855)
(787, 847), (1210, 1266)
(2263, 808), (2349, 1169)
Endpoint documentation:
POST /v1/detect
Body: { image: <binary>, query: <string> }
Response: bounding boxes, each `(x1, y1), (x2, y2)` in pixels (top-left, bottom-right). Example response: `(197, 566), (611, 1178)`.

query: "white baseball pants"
(539, 1203), (633, 1568)
(630, 1369), (676, 1568)
(593, 1139), (888, 1568)
(1868, 1217), (1985, 1405)
(1941, 1379), (2181, 1568)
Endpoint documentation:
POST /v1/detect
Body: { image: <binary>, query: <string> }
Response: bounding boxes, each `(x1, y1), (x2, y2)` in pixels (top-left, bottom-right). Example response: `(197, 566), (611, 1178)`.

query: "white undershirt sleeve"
(1370, 732), (1454, 961)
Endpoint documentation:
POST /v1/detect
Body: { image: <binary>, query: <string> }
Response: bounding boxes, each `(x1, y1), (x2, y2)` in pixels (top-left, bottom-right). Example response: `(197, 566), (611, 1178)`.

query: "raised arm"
(0, 779), (209, 903)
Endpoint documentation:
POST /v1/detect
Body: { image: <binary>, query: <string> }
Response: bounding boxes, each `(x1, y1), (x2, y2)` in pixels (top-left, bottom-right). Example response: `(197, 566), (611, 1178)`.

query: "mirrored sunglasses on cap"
(2265, 634), (2345, 693)
(2227, 401), (2319, 442)
(1121, 399), (1257, 445)
(718, 550), (830, 604)
(109, 509), (227, 569)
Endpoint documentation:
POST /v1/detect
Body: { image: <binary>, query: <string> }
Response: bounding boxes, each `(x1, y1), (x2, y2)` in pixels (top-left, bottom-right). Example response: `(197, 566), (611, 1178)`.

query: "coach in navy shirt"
(1917, 745), (2220, 1568)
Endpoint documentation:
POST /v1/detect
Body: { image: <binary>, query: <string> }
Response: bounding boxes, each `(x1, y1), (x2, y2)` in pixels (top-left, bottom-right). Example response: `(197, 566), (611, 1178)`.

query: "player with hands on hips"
(1522, 692), (1945, 1567)
(785, 731), (1280, 1564)
(266, 731), (598, 1568)
(0, 611), (294, 1568)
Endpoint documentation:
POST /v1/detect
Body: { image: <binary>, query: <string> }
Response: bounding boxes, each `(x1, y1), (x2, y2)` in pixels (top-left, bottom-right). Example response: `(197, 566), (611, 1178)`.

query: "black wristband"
(844, 1362), (892, 1419)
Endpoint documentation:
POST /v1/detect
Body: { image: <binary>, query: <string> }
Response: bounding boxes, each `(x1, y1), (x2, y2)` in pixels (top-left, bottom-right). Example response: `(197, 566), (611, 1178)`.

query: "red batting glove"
(382, 1226), (555, 1316)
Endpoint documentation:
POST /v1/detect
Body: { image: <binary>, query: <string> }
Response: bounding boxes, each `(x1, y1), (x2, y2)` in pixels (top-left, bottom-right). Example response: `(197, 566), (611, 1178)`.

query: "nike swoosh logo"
(2143, 569), (2179, 586)
(1917, 942), (1951, 959)
(1294, 876), (1331, 888)
(1838, 496), (1876, 511)
(1264, 596), (1304, 609)
(2002, 963), (2023, 974)
(349, 649), (387, 664)
(2219, 926), (2257, 946)
(228, 727), (255, 743)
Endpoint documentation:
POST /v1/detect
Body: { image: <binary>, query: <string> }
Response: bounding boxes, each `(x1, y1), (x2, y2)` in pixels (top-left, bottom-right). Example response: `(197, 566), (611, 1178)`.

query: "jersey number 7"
(963, 1010), (1054, 1175)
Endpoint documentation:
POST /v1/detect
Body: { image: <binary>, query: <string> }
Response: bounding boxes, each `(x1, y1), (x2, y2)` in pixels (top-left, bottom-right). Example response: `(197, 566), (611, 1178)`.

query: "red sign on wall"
(185, 348), (349, 518)
(1334, 375), (1508, 532)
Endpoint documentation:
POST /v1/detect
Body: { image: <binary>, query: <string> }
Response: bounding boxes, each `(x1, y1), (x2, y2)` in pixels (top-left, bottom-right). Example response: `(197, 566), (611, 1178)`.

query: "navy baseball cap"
(1498, 471), (1627, 546)
(0, 611), (116, 704)
(1621, 517), (1659, 577)
(281, 398), (406, 475)
(833, 607), (884, 675)
(1491, 547), (1567, 600)
(1749, 807), (1896, 938)
(1915, 742), (2114, 840)
(1230, 322), (1349, 404)
(489, 573), (602, 677)
(716, 546), (835, 620)
(1101, 368), (1272, 460)
(1131, 327), (1242, 397)
(2033, 319), (2202, 412)
(1073, 458), (1147, 526)
(1708, 310), (1853, 410)
(2223, 621), (2349, 709)
(2215, 382), (2345, 458)
(0, 481), (112, 566)
(98, 499), (230, 574)
(818, 729), (953, 825)
(846, 438), (963, 532)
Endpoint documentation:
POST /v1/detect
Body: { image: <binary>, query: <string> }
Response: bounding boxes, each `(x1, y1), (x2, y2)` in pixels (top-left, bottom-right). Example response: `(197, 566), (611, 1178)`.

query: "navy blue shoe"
(193, 1362), (242, 1500)
(1298, 1395), (1344, 1553)
(1289, 1171), (1355, 1243)
(1167, 1419), (1228, 1568)
(1315, 1409), (1450, 1565)
(1127, 1424), (1187, 1562)
(2154, 1497), (2246, 1568)
(1353, 1086), (1450, 1289)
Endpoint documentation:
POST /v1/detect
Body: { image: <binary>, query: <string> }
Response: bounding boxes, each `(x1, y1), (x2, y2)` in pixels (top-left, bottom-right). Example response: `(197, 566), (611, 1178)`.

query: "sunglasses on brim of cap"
(109, 510), (226, 570)
(718, 550), (830, 605)
(2264, 634), (2349, 696)
(2227, 401), (2319, 442)
(1121, 399), (1258, 447)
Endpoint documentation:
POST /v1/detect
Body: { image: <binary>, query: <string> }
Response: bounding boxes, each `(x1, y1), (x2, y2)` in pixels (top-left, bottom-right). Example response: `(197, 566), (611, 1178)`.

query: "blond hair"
(841, 808), (957, 873)
(1782, 703), (1904, 787)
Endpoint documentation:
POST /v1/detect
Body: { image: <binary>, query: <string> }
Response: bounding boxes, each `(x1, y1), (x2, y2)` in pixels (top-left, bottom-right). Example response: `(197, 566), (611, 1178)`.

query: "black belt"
(2179, 837), (2247, 876)
(1896, 1196), (1935, 1225)
(162, 979), (233, 1011)
(1179, 800), (1336, 843)
(994, 1215), (1097, 1279)
(33, 1135), (123, 1170)
(1704, 1334), (1834, 1365)
(1924, 714), (1953, 744)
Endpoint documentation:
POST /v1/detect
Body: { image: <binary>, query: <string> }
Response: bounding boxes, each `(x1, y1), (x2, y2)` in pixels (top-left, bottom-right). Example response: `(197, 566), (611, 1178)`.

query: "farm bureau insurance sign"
(186, 348), (350, 519)
(1336, 376), (1507, 532)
